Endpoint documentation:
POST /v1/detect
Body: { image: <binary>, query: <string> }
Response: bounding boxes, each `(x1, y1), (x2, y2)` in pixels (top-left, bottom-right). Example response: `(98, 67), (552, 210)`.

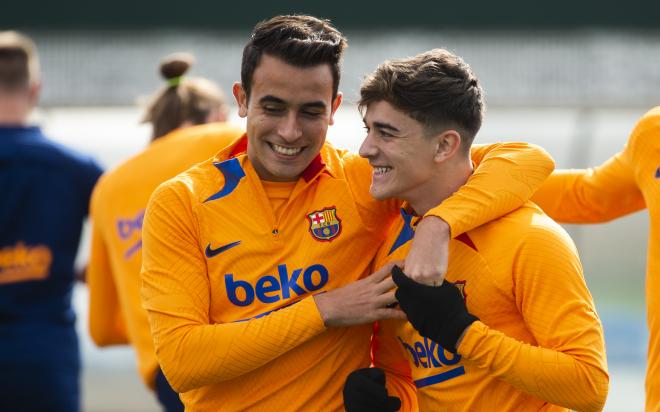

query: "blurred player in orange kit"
(345, 48), (608, 411)
(532, 108), (660, 411)
(0, 31), (103, 412)
(86, 52), (241, 412)
(140, 15), (556, 411)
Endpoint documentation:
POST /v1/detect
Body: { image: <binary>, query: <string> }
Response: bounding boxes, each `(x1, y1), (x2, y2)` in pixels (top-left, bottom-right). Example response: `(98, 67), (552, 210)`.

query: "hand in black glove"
(392, 265), (478, 354)
(343, 368), (401, 412)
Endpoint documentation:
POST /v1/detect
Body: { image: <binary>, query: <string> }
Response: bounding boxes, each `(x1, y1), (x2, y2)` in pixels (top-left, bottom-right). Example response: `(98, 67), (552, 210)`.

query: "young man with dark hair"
(344, 48), (609, 411)
(141, 16), (555, 410)
(0, 31), (103, 412)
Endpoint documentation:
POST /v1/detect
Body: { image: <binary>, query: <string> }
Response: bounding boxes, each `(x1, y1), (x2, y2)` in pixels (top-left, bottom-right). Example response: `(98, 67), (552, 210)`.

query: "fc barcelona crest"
(307, 207), (342, 242)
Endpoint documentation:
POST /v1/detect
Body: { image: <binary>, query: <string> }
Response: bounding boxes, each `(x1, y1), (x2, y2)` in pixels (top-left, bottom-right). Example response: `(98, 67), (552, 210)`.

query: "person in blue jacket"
(0, 31), (103, 412)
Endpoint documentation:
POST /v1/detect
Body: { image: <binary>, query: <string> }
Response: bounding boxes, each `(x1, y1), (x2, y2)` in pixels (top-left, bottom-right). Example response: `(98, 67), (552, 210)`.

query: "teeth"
(374, 166), (392, 175)
(271, 143), (303, 156)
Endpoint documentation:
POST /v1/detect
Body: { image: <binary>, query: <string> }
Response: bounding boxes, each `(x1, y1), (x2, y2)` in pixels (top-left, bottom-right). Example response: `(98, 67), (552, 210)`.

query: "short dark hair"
(0, 31), (39, 92)
(241, 15), (347, 101)
(359, 48), (484, 149)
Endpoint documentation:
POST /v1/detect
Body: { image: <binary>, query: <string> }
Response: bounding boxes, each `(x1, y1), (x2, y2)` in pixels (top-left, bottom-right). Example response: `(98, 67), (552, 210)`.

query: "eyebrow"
(301, 101), (328, 110)
(372, 121), (400, 133)
(259, 95), (327, 110)
(259, 95), (285, 105)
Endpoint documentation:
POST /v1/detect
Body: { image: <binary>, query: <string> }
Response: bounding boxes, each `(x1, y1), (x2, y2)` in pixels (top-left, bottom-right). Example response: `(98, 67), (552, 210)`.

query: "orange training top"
(87, 122), (244, 388)
(373, 203), (609, 412)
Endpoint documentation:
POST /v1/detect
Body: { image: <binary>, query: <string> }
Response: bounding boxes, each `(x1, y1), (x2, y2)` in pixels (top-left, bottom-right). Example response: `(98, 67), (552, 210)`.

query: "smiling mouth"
(373, 166), (392, 175)
(269, 142), (304, 156)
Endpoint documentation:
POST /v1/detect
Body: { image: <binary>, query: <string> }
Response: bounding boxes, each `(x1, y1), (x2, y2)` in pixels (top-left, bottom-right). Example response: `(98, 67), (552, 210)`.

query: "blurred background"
(3, 2), (657, 411)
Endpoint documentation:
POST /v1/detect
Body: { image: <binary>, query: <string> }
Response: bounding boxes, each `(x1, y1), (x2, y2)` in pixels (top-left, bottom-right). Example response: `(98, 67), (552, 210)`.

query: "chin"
(272, 166), (305, 181)
(369, 187), (390, 201)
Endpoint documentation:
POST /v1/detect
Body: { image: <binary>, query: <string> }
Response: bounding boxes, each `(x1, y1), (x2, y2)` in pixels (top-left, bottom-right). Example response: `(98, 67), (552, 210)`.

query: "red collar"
(228, 135), (248, 157)
(301, 154), (325, 182)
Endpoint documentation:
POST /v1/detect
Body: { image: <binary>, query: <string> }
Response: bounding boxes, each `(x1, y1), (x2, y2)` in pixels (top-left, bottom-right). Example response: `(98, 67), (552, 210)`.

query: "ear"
(328, 92), (343, 126)
(232, 82), (248, 118)
(433, 130), (462, 163)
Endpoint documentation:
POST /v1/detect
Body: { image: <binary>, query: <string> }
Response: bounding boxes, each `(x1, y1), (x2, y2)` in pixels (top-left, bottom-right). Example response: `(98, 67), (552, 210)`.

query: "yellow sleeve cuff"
(298, 294), (328, 333)
(456, 320), (487, 357)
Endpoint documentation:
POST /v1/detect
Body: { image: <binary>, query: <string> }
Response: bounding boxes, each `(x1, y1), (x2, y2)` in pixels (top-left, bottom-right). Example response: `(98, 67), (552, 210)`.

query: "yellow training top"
(141, 138), (554, 411)
(373, 203), (609, 412)
(532, 106), (659, 411)
(87, 122), (244, 389)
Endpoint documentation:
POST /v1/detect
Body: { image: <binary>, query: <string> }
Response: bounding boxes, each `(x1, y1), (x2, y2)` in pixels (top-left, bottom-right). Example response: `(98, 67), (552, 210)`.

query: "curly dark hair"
(359, 48), (485, 149)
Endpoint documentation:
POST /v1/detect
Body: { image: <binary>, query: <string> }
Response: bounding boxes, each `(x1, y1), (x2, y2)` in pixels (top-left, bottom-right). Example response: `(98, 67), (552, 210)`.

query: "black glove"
(392, 265), (478, 354)
(343, 368), (401, 412)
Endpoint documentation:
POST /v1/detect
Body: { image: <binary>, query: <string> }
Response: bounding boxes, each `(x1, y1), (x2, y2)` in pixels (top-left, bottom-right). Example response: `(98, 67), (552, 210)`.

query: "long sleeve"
(87, 190), (128, 346)
(426, 142), (555, 235)
(457, 222), (609, 412)
(532, 151), (645, 223)
(140, 183), (327, 393)
(372, 322), (418, 412)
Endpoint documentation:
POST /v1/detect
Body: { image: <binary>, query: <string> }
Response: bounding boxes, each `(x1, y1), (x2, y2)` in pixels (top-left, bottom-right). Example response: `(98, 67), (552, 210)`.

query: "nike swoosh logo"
(205, 241), (241, 258)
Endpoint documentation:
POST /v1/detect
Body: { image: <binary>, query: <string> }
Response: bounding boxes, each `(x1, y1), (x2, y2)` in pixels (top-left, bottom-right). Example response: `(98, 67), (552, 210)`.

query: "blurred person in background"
(0, 31), (103, 412)
(344, 48), (608, 412)
(86, 52), (241, 412)
(532, 107), (660, 412)
(140, 15), (555, 411)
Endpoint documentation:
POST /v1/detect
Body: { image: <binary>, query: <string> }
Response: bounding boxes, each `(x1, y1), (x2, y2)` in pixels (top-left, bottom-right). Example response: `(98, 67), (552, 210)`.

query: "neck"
(408, 154), (473, 216)
(0, 98), (32, 126)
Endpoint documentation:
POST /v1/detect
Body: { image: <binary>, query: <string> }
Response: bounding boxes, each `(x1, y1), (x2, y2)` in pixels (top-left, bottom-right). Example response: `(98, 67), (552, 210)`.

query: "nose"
(277, 112), (302, 142)
(359, 130), (377, 159)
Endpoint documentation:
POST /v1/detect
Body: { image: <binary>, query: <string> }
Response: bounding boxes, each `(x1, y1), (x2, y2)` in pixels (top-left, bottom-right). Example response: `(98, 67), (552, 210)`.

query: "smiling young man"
(345, 49), (609, 411)
(140, 16), (556, 411)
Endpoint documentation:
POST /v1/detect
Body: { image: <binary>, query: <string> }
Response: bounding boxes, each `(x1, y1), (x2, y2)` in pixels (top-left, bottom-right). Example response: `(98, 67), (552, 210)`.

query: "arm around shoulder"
(409, 142), (554, 285)
(426, 142), (555, 237)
